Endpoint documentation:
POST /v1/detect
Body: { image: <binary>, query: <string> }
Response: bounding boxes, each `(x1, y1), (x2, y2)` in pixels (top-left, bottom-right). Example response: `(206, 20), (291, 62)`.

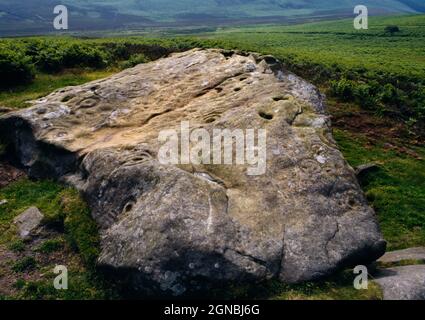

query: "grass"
(0, 178), (101, 264)
(35, 238), (64, 254)
(8, 239), (25, 253)
(204, 14), (425, 79)
(0, 179), (64, 245)
(334, 129), (425, 250)
(12, 257), (37, 273)
(0, 69), (117, 109)
(0, 179), (115, 299)
(14, 267), (117, 300)
(211, 270), (382, 300)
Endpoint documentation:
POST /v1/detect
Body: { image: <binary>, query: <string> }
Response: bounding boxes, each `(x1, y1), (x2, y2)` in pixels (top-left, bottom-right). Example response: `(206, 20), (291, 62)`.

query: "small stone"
(13, 207), (44, 239)
(0, 199), (7, 206)
(355, 163), (380, 184)
(355, 163), (380, 177)
(316, 155), (327, 164)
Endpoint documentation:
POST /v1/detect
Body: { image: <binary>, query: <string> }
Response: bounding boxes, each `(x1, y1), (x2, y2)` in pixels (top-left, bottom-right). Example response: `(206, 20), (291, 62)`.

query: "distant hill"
(1, 0), (425, 36)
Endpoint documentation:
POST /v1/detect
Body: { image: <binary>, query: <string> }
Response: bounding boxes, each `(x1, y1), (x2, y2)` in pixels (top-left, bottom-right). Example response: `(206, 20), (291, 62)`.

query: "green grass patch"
(0, 179), (64, 244)
(334, 129), (425, 250)
(0, 178), (101, 268)
(0, 69), (116, 109)
(14, 269), (118, 300)
(0, 178), (116, 299)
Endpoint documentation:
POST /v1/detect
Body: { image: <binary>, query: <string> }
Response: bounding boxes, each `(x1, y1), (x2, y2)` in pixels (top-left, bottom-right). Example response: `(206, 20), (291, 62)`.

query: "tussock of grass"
(12, 257), (37, 273)
(8, 239), (25, 253)
(35, 238), (64, 254)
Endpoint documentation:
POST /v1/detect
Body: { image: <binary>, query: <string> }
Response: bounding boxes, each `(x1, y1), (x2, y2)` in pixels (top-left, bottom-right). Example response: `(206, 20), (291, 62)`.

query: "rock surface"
(0, 49), (386, 295)
(378, 247), (425, 264)
(374, 265), (425, 300)
(13, 207), (44, 239)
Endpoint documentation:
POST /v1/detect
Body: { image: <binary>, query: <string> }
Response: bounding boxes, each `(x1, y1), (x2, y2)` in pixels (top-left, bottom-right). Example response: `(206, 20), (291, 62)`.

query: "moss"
(12, 257), (37, 273)
(35, 238), (64, 254)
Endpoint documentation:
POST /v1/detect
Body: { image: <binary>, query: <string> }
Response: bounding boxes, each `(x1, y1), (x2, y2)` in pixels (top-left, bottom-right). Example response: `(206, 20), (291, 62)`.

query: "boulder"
(374, 265), (425, 300)
(13, 207), (44, 239)
(0, 49), (386, 295)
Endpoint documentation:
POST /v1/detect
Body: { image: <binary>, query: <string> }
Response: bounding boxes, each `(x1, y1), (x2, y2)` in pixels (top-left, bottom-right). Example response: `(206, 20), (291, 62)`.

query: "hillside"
(1, 0), (425, 35)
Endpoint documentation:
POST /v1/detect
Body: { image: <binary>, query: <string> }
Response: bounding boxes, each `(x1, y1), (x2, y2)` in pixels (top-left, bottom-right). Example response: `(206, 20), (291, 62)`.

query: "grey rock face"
(378, 247), (425, 264)
(13, 207), (44, 239)
(375, 265), (425, 300)
(0, 49), (386, 295)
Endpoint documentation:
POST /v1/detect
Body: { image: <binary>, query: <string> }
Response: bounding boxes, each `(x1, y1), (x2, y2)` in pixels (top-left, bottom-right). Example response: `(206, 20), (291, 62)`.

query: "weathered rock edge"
(0, 49), (386, 296)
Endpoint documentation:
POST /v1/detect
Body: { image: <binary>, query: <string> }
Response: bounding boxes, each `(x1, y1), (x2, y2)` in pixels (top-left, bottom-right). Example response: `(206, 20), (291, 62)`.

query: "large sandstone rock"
(0, 49), (386, 295)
